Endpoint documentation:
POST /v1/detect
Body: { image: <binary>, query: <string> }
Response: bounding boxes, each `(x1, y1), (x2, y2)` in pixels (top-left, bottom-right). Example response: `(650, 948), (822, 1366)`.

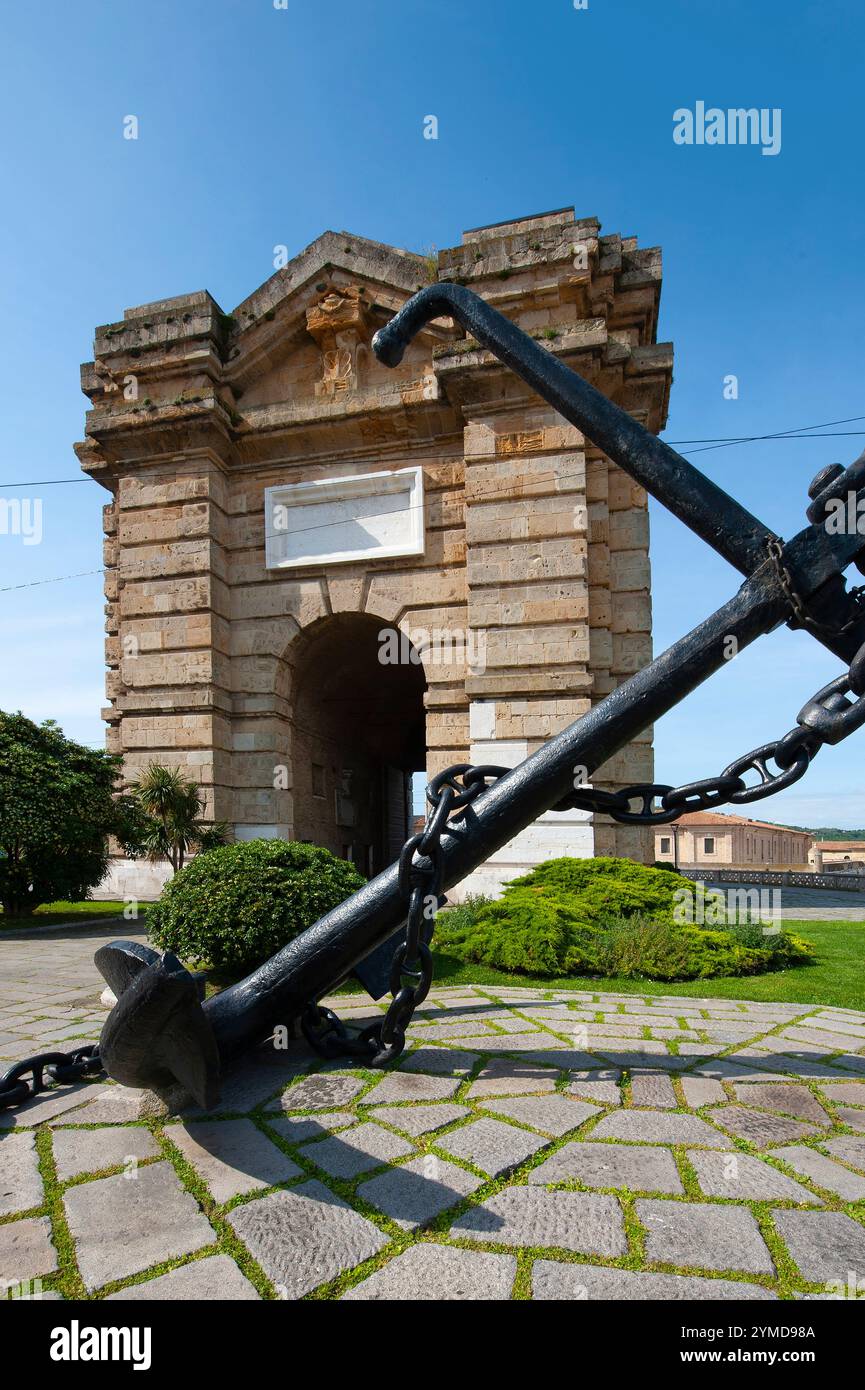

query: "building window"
(703, 837), (715, 855)
(660, 836), (671, 854)
(312, 763), (325, 797)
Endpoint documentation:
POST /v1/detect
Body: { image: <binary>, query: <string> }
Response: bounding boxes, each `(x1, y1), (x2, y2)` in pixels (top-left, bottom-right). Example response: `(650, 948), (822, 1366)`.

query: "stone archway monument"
(78, 207), (673, 896)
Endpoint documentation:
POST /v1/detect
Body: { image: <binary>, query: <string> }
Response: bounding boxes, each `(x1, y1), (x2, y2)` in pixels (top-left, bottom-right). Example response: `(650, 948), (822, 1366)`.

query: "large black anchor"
(93, 283), (865, 1108)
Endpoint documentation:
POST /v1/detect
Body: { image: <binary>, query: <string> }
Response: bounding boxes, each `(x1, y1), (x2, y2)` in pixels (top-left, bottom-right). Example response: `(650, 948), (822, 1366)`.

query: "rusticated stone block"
(82, 212), (671, 890)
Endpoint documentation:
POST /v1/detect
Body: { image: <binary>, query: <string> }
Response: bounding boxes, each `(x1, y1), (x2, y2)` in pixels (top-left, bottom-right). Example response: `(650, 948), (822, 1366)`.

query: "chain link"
(0, 1044), (104, 1112)
(766, 536), (865, 638)
(303, 763), (509, 1067)
(562, 634), (865, 825)
(7, 561), (865, 1094)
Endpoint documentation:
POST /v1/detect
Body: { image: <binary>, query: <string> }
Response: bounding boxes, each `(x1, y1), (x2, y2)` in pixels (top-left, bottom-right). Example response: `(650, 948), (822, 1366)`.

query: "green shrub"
(147, 839), (365, 972)
(435, 857), (814, 981)
(438, 894), (493, 935)
(510, 855), (686, 920)
(652, 859), (681, 874)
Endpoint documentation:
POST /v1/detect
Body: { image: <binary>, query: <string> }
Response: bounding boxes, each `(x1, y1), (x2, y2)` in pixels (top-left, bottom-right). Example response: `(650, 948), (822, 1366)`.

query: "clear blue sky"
(1, 0), (864, 828)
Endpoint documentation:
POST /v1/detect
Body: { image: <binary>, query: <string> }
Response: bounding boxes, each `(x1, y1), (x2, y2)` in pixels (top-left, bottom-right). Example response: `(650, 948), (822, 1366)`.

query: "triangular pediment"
(224, 231), (453, 400)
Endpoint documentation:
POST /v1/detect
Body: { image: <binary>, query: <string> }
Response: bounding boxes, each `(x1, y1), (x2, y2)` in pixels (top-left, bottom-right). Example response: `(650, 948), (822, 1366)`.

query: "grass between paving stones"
(33, 1126), (86, 1300)
(8, 985), (865, 1300)
(329, 920), (865, 1012)
(257, 1032), (865, 1300)
(21, 1113), (281, 1301)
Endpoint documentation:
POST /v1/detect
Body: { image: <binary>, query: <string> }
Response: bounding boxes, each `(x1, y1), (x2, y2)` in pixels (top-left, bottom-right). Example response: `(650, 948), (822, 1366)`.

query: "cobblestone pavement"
(2, 926), (865, 1301)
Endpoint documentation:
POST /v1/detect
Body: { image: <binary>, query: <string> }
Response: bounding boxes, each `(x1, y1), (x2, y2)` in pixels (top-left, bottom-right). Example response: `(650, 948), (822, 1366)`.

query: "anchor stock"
(5, 285), (865, 1110)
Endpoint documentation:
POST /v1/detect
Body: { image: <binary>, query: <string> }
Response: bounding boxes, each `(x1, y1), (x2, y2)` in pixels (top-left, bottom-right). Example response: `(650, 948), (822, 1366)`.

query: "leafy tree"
(0, 711), (126, 918)
(127, 763), (228, 874)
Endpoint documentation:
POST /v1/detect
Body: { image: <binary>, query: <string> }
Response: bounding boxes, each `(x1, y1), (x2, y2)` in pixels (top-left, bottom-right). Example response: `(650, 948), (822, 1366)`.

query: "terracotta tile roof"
(815, 840), (865, 852)
(660, 811), (812, 837)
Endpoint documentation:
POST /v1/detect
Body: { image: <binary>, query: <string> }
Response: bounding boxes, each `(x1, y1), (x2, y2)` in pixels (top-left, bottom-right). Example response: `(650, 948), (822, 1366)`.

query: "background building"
(811, 840), (865, 874)
(654, 811), (813, 872)
(80, 208), (673, 898)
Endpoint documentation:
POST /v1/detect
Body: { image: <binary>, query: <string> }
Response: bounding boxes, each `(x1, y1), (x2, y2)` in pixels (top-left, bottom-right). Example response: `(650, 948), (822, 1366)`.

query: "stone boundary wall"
(682, 867), (865, 894)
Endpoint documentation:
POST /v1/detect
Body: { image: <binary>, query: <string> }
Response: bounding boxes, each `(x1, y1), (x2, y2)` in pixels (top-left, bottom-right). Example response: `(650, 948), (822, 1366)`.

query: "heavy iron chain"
(0, 1044), (104, 1112)
(765, 537), (865, 638)
(302, 763), (510, 1068)
(561, 630), (865, 825)
(5, 575), (865, 1097)
(305, 619), (865, 1063)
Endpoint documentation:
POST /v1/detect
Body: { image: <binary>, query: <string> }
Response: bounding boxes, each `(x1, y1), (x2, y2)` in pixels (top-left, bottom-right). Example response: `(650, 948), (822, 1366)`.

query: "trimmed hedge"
(147, 838), (365, 972)
(436, 857), (814, 981)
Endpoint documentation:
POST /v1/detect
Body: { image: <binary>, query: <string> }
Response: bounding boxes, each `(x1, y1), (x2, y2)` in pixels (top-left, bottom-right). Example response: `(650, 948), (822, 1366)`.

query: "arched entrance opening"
(289, 613), (427, 875)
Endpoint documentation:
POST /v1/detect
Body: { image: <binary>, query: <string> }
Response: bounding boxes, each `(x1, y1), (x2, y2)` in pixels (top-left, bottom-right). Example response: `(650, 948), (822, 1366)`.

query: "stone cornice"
(79, 212), (672, 479)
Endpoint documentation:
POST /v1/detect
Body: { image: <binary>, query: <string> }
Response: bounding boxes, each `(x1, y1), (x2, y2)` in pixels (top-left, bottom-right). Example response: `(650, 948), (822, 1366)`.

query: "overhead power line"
(2, 414), (864, 491)
(3, 412), (864, 595)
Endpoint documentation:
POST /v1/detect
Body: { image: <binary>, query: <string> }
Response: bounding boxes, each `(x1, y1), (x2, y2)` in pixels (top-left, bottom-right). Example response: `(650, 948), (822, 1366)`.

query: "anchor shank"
(205, 566), (787, 1061)
(373, 284), (776, 577)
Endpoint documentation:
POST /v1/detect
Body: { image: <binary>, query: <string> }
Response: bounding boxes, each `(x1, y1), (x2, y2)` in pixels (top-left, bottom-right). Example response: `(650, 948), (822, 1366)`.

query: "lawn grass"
(332, 919), (865, 1012)
(0, 900), (147, 929)
(17, 901), (858, 1011)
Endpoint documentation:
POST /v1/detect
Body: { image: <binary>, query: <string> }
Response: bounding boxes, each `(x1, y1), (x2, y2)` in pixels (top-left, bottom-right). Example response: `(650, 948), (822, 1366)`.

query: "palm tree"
(132, 764), (228, 874)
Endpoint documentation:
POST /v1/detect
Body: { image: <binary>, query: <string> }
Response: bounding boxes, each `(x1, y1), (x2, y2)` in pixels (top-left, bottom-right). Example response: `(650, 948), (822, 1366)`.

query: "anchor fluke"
(95, 943), (220, 1108)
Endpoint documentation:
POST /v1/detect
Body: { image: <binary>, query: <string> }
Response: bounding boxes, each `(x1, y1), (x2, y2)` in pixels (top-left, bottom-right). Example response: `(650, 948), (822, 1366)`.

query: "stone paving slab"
(821, 1081), (865, 1103)
(680, 1077), (726, 1108)
(630, 1071), (678, 1108)
(268, 1073), (366, 1113)
(710, 1105), (822, 1148)
(590, 1110), (733, 1148)
(265, 1111), (356, 1144)
(170, 1120), (302, 1202)
(529, 1140), (684, 1194)
(0, 1131), (43, 1215)
(771, 1210), (865, 1283)
(343, 1244), (517, 1300)
(532, 1261), (779, 1300)
(361, 1071), (460, 1103)
(52, 1126), (159, 1182)
(358, 1154), (483, 1229)
(4, 1082), (108, 1127)
(822, 1135), (865, 1167)
(4, 931), (865, 1301)
(107, 1254), (261, 1300)
(452, 1187), (627, 1256)
(466, 1058), (559, 1097)
(566, 1072), (623, 1106)
(399, 1047), (480, 1075)
(686, 1149), (824, 1204)
(227, 1180), (388, 1298)
(435, 1116), (550, 1176)
(833, 1106), (865, 1131)
(63, 1162), (216, 1291)
(44, 1086), (165, 1125)
(367, 1103), (469, 1136)
(479, 1095), (600, 1137)
(769, 1144), (865, 1201)
(0, 1215), (58, 1284)
(636, 1198), (774, 1274)
(730, 1083), (832, 1126)
(303, 1122), (415, 1179)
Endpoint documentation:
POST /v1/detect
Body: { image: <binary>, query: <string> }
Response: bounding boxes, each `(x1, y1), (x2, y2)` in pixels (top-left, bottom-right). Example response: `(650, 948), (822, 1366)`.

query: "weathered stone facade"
(78, 207), (672, 897)
(654, 812), (813, 873)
